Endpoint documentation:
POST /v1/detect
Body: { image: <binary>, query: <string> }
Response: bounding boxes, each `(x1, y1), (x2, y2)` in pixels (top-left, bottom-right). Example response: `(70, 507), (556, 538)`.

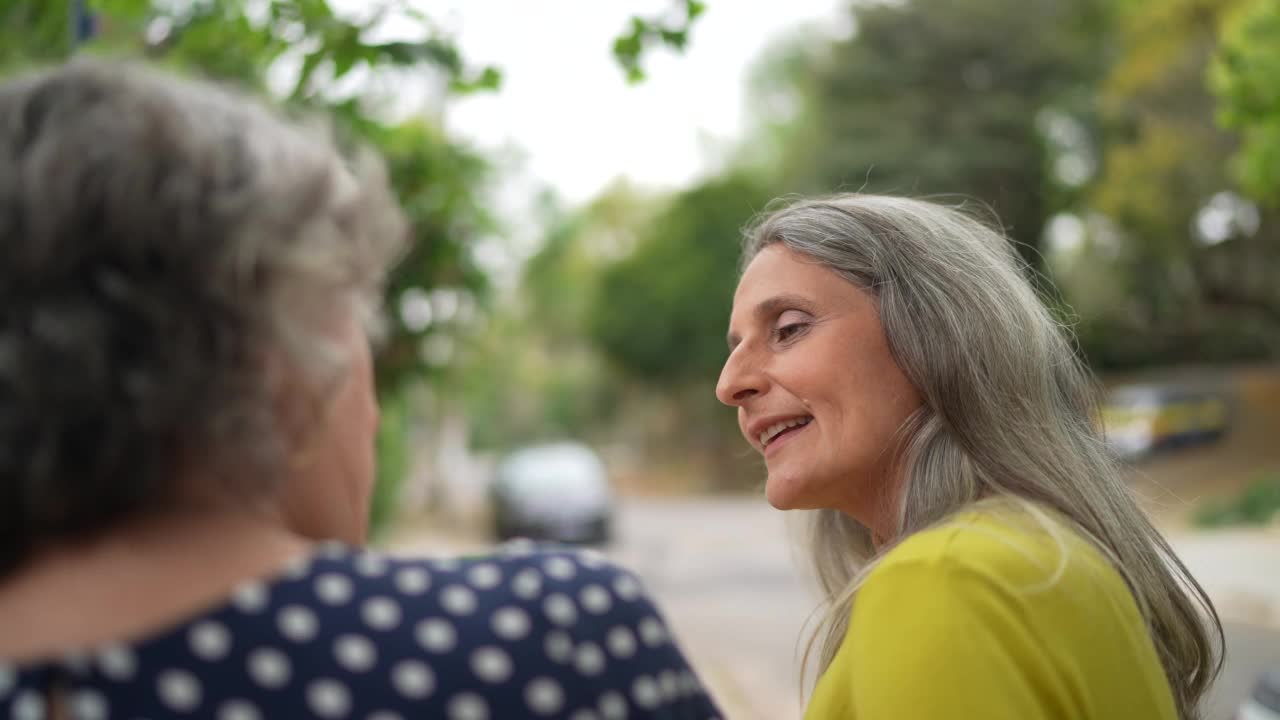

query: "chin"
(764, 473), (811, 511)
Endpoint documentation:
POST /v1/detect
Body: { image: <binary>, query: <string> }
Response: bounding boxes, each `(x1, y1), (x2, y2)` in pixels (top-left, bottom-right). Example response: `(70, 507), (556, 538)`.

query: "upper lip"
(745, 413), (814, 449)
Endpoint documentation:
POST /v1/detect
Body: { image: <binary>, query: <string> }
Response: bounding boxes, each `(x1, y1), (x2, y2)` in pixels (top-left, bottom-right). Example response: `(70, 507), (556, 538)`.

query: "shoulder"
(868, 501), (1115, 599)
(318, 543), (663, 644)
(848, 501), (1138, 663)
(823, 505), (1177, 719)
(224, 543), (712, 717)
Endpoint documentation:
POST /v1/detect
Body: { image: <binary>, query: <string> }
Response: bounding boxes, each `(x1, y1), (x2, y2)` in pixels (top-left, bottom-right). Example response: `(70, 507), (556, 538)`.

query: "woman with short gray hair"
(0, 61), (721, 720)
(717, 195), (1222, 719)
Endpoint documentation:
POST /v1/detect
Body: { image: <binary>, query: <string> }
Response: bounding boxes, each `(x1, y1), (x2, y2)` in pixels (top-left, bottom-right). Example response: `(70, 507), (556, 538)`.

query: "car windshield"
(498, 444), (607, 496)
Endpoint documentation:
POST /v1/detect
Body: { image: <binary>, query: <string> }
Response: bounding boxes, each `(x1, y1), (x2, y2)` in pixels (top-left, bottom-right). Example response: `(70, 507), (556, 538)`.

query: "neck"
(0, 507), (312, 662)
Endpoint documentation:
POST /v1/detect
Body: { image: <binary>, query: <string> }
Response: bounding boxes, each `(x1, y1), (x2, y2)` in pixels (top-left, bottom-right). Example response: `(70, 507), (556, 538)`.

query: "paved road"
(392, 497), (1280, 719)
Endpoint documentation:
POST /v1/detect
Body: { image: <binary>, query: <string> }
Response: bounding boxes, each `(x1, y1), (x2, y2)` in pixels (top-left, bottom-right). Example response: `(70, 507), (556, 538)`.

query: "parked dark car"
(490, 442), (614, 545)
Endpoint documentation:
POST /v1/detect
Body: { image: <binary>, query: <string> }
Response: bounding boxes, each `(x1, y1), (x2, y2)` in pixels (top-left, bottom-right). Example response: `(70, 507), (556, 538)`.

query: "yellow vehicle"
(1099, 384), (1231, 459)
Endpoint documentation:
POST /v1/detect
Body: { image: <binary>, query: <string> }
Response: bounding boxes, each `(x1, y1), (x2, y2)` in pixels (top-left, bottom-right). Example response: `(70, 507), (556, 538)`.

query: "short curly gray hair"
(0, 60), (407, 576)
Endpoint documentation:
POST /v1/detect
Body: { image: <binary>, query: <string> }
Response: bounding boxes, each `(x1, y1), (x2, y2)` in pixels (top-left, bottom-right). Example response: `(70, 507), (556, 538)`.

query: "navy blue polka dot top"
(0, 543), (723, 720)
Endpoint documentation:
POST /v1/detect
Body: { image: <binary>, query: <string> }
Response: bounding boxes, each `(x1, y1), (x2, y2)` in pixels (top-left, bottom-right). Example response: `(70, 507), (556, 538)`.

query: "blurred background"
(4, 0), (1278, 717)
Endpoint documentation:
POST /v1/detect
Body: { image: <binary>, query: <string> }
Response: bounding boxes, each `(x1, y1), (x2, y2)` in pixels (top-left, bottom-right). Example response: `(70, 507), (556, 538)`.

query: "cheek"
(816, 350), (918, 458)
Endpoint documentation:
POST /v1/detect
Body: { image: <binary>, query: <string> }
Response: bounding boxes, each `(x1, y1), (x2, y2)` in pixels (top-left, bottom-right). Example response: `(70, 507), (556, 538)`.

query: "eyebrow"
(726, 293), (819, 349)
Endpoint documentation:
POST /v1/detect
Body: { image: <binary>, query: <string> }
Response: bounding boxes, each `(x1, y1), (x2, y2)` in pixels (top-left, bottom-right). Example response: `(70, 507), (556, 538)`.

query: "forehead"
(733, 245), (845, 309)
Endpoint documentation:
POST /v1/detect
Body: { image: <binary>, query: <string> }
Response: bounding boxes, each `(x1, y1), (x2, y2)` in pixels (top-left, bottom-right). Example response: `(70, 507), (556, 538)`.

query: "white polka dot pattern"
(580, 584), (612, 614)
(392, 660), (435, 700)
(448, 692), (489, 720)
(315, 573), (354, 606)
(577, 550), (607, 569)
(394, 567), (431, 595)
(544, 556), (577, 581)
(467, 563), (502, 589)
(659, 670), (679, 701)
(471, 646), (513, 684)
(362, 596), (402, 631)
(441, 585), (478, 616)
(283, 556), (314, 580)
(0, 550), (720, 720)
(231, 582), (269, 614)
(639, 617), (668, 647)
(632, 674), (661, 710)
(12, 690), (44, 720)
(607, 626), (637, 659)
(354, 552), (388, 577)
(190, 620), (232, 661)
(432, 557), (461, 572)
(278, 604), (319, 643)
(544, 630), (574, 664)
(574, 642), (607, 677)
(511, 568), (543, 599)
(306, 678), (351, 718)
(334, 634), (377, 673)
(491, 605), (531, 641)
(247, 648), (291, 689)
(416, 617), (457, 653)
(69, 689), (109, 720)
(612, 573), (642, 601)
(158, 668), (202, 711)
(525, 677), (565, 716)
(97, 645), (136, 680)
(543, 593), (578, 626)
(0, 665), (14, 697)
(598, 690), (628, 720)
(218, 698), (263, 720)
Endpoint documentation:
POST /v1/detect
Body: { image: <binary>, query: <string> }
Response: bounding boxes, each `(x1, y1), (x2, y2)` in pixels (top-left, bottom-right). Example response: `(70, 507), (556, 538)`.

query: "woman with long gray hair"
(716, 195), (1222, 719)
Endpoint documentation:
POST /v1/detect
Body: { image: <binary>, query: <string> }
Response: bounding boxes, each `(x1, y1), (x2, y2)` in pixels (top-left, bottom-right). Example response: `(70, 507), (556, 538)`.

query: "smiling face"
(717, 245), (922, 531)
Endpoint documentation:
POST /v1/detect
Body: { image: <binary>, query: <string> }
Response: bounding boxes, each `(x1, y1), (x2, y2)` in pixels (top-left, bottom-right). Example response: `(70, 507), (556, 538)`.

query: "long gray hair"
(742, 195), (1221, 719)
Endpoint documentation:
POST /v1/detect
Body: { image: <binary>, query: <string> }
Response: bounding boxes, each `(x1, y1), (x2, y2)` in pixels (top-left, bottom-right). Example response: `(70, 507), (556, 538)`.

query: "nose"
(716, 347), (765, 407)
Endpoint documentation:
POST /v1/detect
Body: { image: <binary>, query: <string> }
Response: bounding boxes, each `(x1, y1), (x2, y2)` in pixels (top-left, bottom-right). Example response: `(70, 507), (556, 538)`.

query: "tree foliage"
(1083, 0), (1279, 367)
(612, 0), (706, 84)
(1213, 0), (1280, 204)
(777, 0), (1114, 271)
(589, 174), (771, 384)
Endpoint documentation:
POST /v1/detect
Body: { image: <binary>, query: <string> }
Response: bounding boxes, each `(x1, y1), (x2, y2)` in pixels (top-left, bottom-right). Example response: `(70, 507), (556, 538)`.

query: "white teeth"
(759, 416), (812, 447)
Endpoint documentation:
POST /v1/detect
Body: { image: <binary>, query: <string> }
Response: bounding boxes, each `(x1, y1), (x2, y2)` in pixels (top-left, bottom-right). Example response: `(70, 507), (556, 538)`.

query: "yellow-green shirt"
(805, 505), (1177, 719)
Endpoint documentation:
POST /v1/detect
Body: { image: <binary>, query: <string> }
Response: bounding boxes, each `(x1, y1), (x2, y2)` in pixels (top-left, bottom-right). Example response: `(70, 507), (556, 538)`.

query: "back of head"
(745, 194), (1221, 719)
(0, 61), (405, 578)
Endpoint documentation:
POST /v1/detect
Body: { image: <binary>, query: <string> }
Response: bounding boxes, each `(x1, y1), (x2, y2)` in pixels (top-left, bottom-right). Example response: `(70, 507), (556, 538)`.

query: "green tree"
(1214, 0), (1280, 204)
(583, 173), (773, 489)
(1085, 0), (1278, 366)
(776, 0), (1114, 272)
(460, 183), (661, 451)
(590, 173), (770, 384)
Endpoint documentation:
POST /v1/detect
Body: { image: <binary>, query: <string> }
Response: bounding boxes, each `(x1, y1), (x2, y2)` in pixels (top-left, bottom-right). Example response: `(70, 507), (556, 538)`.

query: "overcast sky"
(431, 1), (849, 204)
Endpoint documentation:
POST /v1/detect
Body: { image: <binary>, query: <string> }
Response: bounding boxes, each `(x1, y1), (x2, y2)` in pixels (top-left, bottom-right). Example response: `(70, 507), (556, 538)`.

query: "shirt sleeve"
(841, 559), (1072, 720)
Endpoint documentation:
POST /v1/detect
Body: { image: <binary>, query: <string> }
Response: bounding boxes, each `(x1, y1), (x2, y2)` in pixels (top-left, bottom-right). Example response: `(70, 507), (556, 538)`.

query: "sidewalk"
(1170, 527), (1280, 630)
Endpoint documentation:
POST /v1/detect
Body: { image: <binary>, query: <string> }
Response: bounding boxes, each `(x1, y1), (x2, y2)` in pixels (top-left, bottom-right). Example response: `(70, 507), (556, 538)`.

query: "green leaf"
(660, 29), (688, 50)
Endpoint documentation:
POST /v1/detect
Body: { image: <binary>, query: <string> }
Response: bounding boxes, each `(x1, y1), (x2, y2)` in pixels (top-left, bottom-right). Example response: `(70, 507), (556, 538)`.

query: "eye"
(773, 322), (808, 342)
(771, 310), (812, 343)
